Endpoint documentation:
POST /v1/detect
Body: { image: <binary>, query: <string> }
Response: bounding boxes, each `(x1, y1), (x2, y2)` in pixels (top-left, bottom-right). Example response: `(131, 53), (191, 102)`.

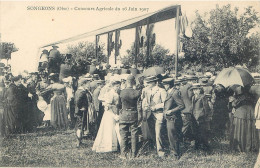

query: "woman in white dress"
(92, 80), (121, 153)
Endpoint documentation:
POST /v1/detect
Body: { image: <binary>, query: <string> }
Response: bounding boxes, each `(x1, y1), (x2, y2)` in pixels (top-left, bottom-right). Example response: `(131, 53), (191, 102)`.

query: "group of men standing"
(73, 71), (213, 159)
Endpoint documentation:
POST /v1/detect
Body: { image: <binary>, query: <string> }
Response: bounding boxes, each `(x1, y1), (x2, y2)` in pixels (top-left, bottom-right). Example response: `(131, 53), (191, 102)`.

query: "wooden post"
(115, 30), (118, 65)
(146, 19), (150, 68)
(135, 26), (139, 67)
(175, 6), (180, 79)
(95, 35), (98, 61)
(107, 33), (110, 66)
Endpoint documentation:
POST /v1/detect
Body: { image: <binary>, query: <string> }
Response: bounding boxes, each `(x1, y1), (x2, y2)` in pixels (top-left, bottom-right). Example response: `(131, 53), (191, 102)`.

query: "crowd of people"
(0, 46), (260, 162)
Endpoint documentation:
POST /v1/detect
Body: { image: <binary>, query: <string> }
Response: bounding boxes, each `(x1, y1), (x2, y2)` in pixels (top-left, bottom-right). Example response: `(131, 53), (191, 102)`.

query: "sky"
(1, 1), (260, 75)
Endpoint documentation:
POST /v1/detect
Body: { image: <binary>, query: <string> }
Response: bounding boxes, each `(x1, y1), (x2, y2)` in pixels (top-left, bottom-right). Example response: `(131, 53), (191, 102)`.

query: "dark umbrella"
(214, 67), (255, 88)
(142, 66), (164, 77)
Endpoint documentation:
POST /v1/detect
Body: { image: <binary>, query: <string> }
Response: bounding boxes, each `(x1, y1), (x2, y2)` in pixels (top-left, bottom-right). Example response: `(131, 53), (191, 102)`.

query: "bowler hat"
(42, 49), (49, 54)
(52, 45), (59, 48)
(145, 76), (158, 83)
(111, 80), (121, 85)
(12, 76), (21, 82)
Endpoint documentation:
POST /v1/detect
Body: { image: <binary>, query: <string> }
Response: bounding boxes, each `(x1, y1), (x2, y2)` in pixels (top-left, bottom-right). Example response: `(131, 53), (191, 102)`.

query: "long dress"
(48, 83), (69, 129)
(254, 98), (260, 168)
(2, 83), (21, 136)
(92, 88), (121, 152)
(230, 95), (259, 152)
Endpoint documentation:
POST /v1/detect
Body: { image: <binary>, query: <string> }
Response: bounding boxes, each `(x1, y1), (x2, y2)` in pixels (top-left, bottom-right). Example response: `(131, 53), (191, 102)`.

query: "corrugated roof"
(40, 5), (181, 48)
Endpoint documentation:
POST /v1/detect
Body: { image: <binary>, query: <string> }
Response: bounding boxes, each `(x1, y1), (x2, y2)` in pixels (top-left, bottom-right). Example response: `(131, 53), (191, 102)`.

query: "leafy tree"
(182, 5), (260, 70)
(67, 41), (106, 64)
(0, 42), (18, 60)
(124, 43), (171, 68)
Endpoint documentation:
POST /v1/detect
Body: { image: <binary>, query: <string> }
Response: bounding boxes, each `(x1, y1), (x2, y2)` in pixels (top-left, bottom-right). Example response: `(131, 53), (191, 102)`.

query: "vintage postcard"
(0, 1), (260, 167)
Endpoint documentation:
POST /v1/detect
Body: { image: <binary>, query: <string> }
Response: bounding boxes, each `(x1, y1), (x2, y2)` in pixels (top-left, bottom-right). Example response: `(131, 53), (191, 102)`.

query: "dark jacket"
(74, 88), (88, 115)
(164, 88), (185, 120)
(93, 87), (102, 112)
(191, 94), (211, 121)
(180, 83), (193, 114)
(119, 87), (141, 123)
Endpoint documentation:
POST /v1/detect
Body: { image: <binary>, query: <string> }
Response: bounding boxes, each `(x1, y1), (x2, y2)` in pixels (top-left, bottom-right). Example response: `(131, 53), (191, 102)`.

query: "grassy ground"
(0, 128), (258, 168)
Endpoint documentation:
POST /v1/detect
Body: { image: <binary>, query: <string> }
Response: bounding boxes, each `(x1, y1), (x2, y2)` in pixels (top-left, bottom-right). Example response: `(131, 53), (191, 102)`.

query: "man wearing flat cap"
(74, 77), (93, 147)
(119, 75), (142, 158)
(162, 78), (184, 159)
(190, 83), (212, 150)
(141, 75), (167, 157)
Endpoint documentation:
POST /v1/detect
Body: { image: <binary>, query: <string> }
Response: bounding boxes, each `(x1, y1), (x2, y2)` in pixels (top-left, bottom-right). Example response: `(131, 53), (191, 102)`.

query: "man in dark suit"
(179, 75), (197, 143)
(92, 80), (105, 131)
(190, 83), (212, 150)
(162, 78), (184, 159)
(119, 75), (142, 158)
(74, 77), (92, 147)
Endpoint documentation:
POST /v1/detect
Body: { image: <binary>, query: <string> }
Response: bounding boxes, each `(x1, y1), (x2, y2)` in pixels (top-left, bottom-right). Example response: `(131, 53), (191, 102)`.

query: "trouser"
(69, 98), (76, 128)
(75, 111), (87, 141)
(182, 113), (197, 141)
(195, 121), (210, 149)
(254, 129), (260, 168)
(0, 108), (3, 137)
(147, 112), (165, 152)
(119, 122), (138, 156)
(166, 116), (183, 156)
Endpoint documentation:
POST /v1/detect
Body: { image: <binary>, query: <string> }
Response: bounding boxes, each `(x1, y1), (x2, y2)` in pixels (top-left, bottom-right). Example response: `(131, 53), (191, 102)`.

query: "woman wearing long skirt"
(45, 75), (69, 129)
(254, 97), (260, 168)
(92, 80), (121, 152)
(229, 86), (259, 152)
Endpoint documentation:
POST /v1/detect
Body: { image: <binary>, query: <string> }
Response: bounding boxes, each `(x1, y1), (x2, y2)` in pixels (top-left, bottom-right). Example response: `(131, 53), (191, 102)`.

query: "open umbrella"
(142, 66), (164, 77)
(214, 67), (255, 88)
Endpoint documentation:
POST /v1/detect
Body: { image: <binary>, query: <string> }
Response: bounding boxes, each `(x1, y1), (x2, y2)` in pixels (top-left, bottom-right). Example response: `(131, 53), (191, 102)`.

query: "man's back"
(180, 83), (193, 113)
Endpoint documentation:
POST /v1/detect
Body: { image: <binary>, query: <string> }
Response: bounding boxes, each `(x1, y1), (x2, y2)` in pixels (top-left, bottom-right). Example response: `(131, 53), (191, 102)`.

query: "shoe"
(158, 151), (165, 158)
(76, 141), (82, 148)
(119, 154), (127, 160)
(174, 155), (181, 160)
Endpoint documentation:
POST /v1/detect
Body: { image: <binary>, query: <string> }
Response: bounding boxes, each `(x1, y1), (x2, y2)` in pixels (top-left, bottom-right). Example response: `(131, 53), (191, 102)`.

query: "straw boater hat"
(144, 76), (159, 83)
(161, 78), (174, 85)
(185, 74), (198, 81)
(174, 79), (182, 85)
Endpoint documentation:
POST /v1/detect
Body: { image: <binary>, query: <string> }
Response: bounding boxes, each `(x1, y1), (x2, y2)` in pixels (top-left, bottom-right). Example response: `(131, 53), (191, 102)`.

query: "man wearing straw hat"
(162, 78), (184, 159)
(141, 75), (167, 157)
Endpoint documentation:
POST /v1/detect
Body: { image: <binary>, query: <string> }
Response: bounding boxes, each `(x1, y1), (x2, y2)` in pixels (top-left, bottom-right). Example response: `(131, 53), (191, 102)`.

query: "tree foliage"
(124, 43), (172, 68)
(0, 42), (18, 60)
(182, 5), (260, 70)
(67, 41), (106, 64)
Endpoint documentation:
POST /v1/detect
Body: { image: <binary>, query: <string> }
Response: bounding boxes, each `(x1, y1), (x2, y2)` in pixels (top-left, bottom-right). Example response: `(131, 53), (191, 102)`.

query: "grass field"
(0, 128), (258, 168)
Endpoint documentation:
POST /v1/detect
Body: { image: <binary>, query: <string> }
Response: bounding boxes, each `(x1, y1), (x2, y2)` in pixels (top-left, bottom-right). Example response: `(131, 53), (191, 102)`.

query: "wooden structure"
(40, 5), (182, 77)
